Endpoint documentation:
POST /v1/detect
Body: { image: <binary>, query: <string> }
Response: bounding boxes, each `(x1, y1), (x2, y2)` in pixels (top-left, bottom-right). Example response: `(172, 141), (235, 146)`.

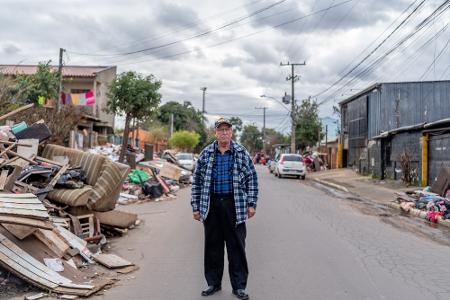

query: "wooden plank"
(0, 193), (40, 198)
(0, 143), (17, 157)
(93, 253), (134, 269)
(0, 235), (76, 285)
(4, 166), (22, 191)
(0, 103), (34, 122)
(0, 215), (53, 229)
(48, 164), (69, 187)
(0, 202), (47, 210)
(33, 229), (70, 258)
(54, 226), (93, 264)
(0, 170), (8, 190)
(0, 207), (49, 219)
(2, 224), (36, 240)
(6, 150), (37, 164)
(0, 250), (58, 289)
(11, 139), (39, 167)
(0, 140), (33, 147)
(35, 156), (66, 167)
(0, 198), (42, 204)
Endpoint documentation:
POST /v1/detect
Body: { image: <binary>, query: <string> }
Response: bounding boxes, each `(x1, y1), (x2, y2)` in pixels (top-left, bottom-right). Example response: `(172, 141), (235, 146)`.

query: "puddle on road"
(311, 182), (450, 246)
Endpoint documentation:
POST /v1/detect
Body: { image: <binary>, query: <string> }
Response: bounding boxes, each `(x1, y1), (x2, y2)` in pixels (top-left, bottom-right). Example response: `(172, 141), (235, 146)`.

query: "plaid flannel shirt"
(191, 141), (259, 225)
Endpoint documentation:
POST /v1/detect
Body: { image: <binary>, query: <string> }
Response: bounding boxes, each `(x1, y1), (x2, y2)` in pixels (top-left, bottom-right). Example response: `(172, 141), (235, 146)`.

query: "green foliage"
(240, 124), (262, 153)
(107, 71), (162, 161)
(265, 128), (289, 150)
(0, 74), (24, 117)
(158, 101), (207, 148)
(169, 130), (200, 151)
(229, 117), (243, 134)
(16, 61), (59, 103)
(106, 71), (161, 119)
(295, 98), (322, 151)
(144, 120), (169, 142)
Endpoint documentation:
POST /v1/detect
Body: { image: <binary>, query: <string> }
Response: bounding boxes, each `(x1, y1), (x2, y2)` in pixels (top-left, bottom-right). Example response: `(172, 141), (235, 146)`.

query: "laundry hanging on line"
(60, 90), (95, 106)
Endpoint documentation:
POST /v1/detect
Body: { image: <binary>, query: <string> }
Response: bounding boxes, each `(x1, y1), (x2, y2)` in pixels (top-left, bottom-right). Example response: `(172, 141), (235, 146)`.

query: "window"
(70, 89), (90, 94)
(283, 155), (303, 162)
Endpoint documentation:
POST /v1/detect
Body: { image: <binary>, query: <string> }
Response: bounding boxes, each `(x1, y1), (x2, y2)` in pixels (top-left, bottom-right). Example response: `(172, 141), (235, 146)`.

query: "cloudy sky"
(1, 0), (449, 134)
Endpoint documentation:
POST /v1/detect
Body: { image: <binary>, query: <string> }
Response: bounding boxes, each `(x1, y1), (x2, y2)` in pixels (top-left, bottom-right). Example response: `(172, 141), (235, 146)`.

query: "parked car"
(176, 152), (196, 171)
(274, 154), (306, 179)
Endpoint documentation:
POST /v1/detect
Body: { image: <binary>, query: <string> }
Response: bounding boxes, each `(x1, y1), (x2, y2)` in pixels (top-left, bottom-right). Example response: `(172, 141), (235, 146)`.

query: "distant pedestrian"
(191, 117), (259, 300)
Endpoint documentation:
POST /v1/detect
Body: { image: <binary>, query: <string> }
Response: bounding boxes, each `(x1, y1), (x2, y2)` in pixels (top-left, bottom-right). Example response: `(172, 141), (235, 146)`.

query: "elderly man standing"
(191, 117), (259, 300)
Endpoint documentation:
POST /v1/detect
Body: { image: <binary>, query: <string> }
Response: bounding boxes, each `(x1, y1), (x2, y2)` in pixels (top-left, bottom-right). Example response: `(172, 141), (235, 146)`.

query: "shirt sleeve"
(191, 152), (204, 212)
(245, 153), (259, 208)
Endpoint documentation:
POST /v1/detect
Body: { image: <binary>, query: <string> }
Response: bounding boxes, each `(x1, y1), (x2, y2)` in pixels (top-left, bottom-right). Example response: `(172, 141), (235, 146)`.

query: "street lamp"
(259, 95), (290, 112)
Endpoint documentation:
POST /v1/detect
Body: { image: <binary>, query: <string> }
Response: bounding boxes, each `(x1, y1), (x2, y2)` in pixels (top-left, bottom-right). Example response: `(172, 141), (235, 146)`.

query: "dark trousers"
(204, 194), (248, 290)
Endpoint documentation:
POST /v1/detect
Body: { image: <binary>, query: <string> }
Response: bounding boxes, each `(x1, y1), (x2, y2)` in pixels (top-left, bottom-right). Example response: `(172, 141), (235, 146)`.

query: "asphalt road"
(93, 166), (450, 300)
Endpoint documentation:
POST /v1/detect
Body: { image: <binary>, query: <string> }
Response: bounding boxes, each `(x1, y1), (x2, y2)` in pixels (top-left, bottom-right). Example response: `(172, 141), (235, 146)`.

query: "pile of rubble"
(395, 168), (450, 222)
(0, 104), (147, 299)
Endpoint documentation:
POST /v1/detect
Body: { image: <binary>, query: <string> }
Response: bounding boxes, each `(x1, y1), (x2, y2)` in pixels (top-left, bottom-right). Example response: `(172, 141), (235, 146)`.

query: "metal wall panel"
(367, 81), (450, 139)
(429, 133), (450, 184)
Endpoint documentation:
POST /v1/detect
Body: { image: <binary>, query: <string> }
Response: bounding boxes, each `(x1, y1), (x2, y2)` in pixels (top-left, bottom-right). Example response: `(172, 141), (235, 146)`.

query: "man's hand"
(247, 207), (256, 219)
(193, 211), (201, 221)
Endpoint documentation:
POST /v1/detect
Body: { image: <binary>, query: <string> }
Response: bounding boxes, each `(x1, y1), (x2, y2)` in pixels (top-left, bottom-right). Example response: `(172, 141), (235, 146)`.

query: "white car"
(176, 153), (196, 171)
(275, 154), (306, 179)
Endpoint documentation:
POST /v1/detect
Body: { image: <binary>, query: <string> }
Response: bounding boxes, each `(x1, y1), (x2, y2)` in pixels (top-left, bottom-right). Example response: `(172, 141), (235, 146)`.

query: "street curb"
(387, 202), (450, 228)
(313, 178), (349, 193)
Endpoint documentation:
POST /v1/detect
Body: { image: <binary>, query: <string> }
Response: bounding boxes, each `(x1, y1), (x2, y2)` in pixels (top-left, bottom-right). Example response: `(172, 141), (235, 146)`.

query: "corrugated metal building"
(340, 80), (450, 185)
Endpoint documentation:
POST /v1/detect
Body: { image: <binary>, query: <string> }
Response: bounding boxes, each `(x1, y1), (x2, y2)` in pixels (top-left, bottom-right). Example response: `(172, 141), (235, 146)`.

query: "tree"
(169, 130), (200, 151)
(16, 61), (59, 104)
(229, 117), (243, 135)
(158, 101), (207, 149)
(265, 128), (289, 155)
(0, 74), (24, 116)
(295, 97), (322, 151)
(240, 124), (262, 154)
(107, 71), (162, 162)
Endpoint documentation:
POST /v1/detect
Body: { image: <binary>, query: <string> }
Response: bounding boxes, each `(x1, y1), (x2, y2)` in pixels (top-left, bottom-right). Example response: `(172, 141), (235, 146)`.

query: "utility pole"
(280, 61), (305, 153)
(255, 107), (267, 153)
(57, 48), (65, 112)
(200, 87), (207, 114)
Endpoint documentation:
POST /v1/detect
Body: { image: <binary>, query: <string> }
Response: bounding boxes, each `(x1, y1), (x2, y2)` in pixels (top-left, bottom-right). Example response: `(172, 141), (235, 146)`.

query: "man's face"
(215, 124), (233, 144)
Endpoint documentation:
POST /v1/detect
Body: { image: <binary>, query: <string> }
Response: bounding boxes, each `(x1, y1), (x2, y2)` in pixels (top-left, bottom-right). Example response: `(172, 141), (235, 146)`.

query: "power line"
(115, 0), (354, 66)
(318, 0), (450, 105)
(314, 0), (427, 99)
(419, 34), (450, 80)
(68, 0), (288, 57)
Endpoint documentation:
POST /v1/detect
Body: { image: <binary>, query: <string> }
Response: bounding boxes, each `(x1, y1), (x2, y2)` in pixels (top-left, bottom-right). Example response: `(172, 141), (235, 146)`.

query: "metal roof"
(0, 64), (114, 78)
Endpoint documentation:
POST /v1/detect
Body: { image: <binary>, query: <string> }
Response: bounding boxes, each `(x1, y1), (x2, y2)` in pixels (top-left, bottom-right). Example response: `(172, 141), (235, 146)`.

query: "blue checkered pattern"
(191, 141), (259, 225)
(212, 149), (233, 194)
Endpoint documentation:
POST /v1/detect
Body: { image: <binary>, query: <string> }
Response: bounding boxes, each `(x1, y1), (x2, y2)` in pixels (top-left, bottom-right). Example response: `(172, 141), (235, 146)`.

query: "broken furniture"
(42, 144), (130, 212)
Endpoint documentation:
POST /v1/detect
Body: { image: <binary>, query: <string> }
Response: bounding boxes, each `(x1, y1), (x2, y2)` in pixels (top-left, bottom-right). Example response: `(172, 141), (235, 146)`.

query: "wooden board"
(93, 253), (134, 269)
(0, 215), (53, 229)
(34, 229), (70, 258)
(11, 139), (39, 167)
(0, 207), (49, 219)
(159, 162), (182, 180)
(0, 170), (8, 190)
(94, 210), (137, 229)
(0, 233), (94, 293)
(0, 202), (47, 210)
(2, 224), (36, 240)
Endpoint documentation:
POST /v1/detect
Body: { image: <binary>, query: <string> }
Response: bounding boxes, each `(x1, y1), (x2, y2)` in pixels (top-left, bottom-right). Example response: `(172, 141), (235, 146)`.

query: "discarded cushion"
(47, 186), (94, 207)
(42, 144), (105, 186)
(88, 160), (130, 212)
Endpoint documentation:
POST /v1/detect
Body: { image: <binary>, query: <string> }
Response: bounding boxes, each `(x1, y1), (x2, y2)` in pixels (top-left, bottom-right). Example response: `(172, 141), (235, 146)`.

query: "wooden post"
(421, 134), (429, 187)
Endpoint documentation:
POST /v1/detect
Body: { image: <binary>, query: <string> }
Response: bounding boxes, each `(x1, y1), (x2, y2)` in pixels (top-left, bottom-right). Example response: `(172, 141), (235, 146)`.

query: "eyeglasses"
(216, 128), (232, 133)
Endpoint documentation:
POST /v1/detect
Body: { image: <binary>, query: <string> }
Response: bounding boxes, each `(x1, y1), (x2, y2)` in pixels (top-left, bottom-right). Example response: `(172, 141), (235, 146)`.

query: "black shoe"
(201, 285), (221, 296)
(232, 289), (249, 300)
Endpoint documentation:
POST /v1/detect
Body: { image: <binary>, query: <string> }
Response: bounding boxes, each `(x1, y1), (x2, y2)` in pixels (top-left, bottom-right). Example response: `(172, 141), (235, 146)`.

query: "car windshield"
(177, 153), (193, 160)
(283, 155), (303, 162)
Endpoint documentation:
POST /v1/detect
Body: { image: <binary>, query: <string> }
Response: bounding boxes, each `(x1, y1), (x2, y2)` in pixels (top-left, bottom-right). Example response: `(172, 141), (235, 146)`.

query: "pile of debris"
(118, 153), (192, 205)
(395, 168), (450, 222)
(0, 104), (140, 299)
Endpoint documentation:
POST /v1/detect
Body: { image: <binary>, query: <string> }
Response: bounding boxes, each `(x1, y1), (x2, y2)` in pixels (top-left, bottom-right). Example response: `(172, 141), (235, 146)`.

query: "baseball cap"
(215, 117), (232, 128)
